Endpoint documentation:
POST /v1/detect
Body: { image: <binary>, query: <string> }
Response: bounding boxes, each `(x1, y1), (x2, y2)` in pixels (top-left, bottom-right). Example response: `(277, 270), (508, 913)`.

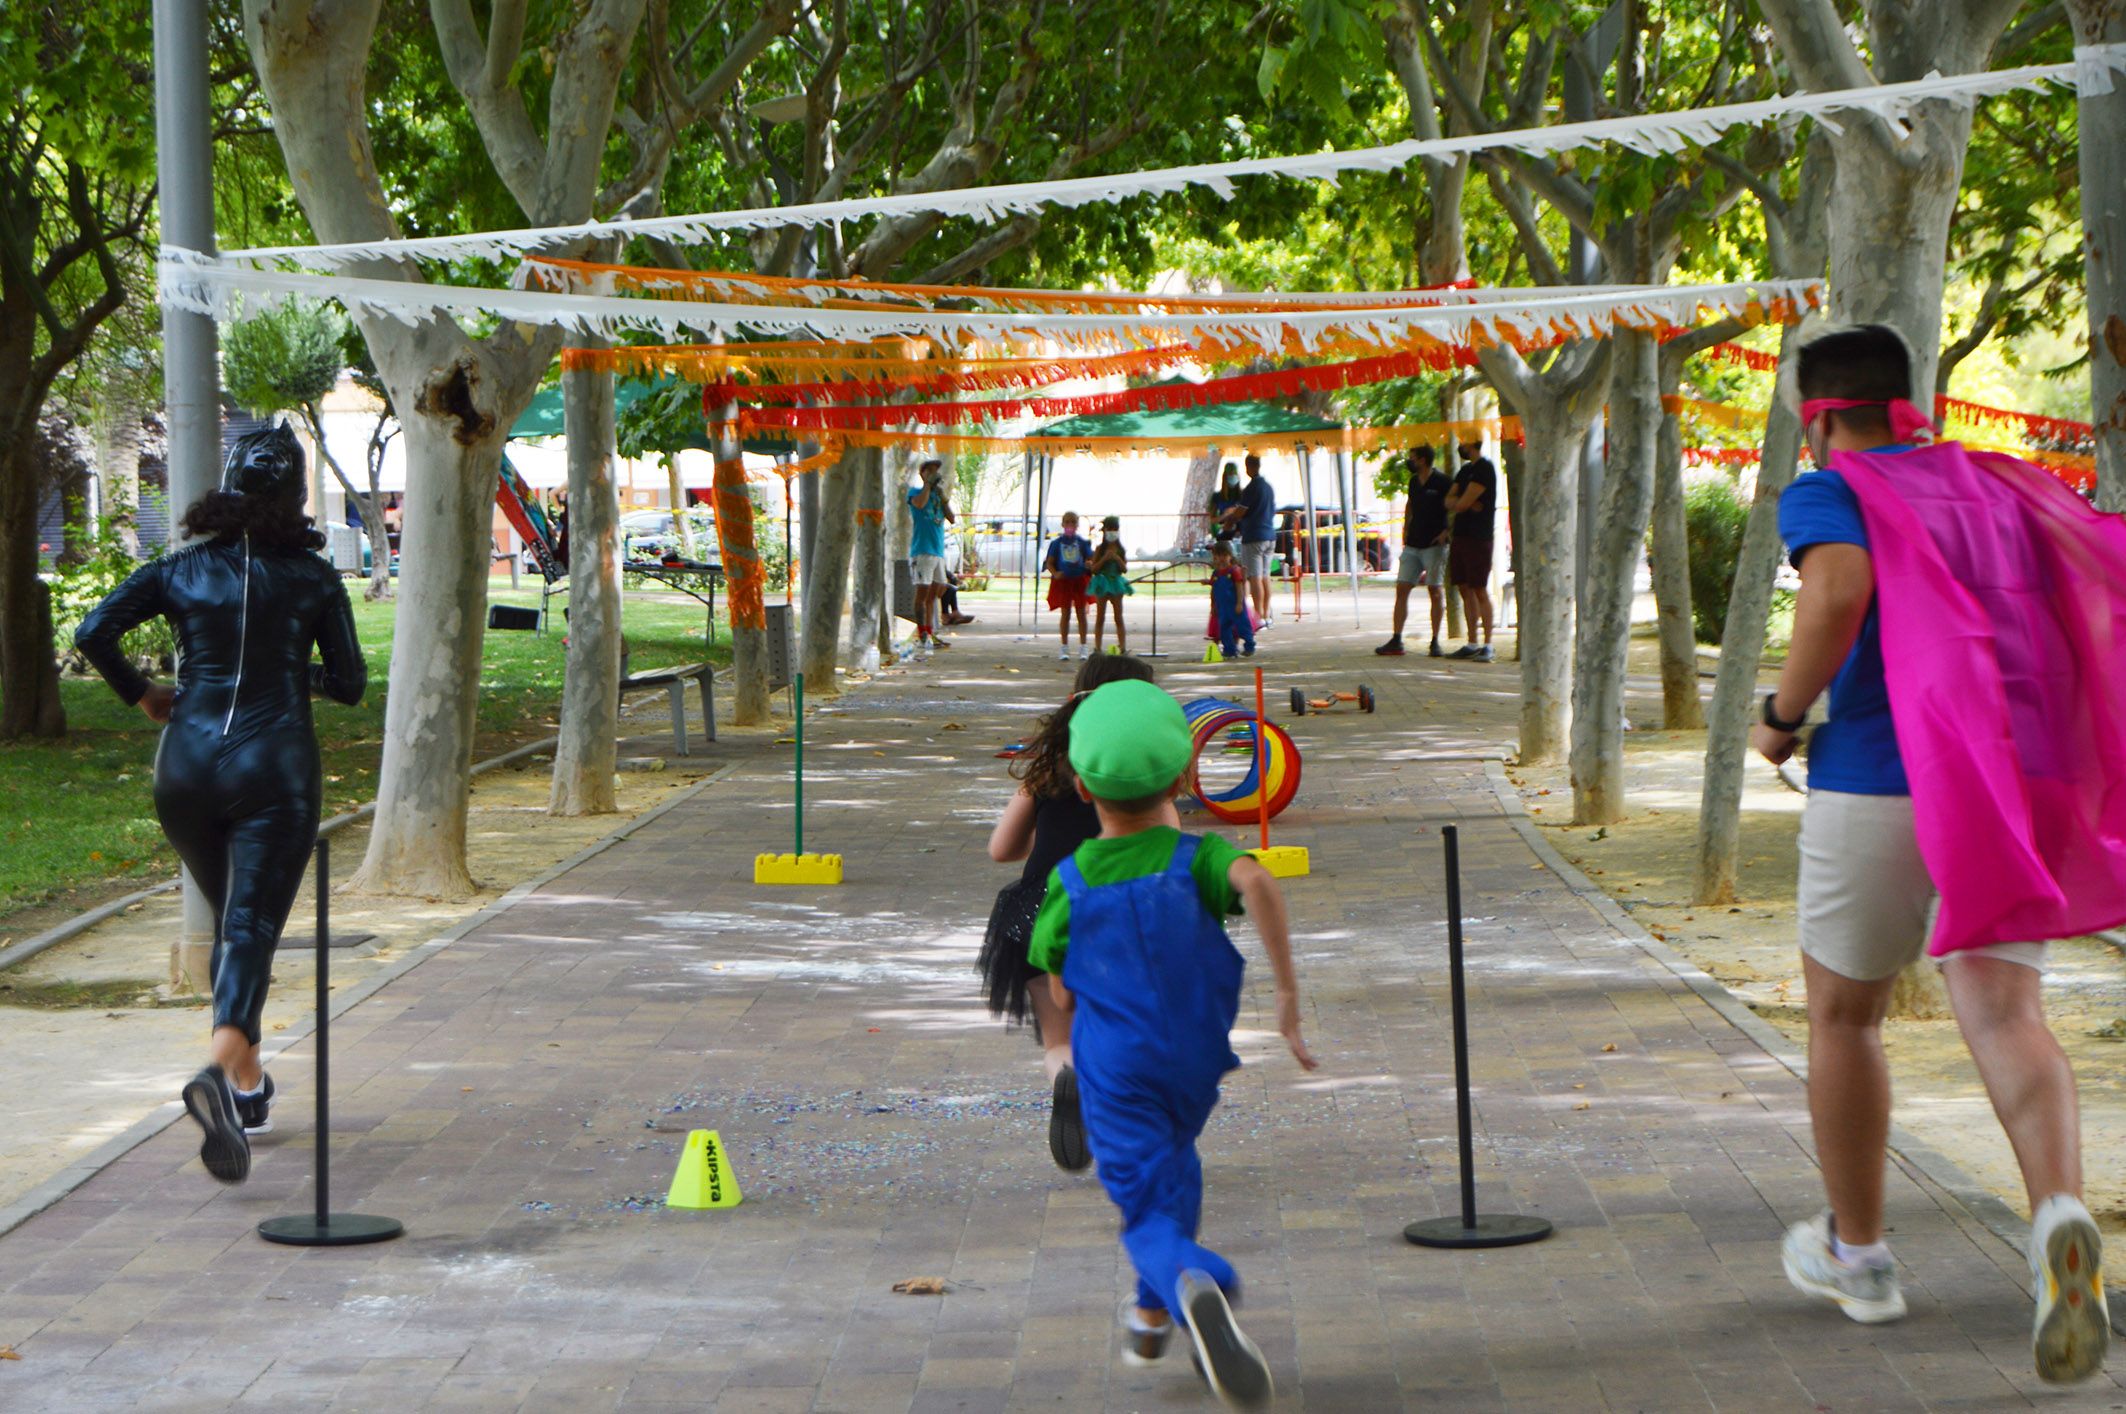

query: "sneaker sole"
(1049, 1069), (1091, 1172)
(1782, 1246), (1905, 1324)
(182, 1074), (251, 1184)
(2036, 1216), (2109, 1383)
(1182, 1278), (1272, 1409)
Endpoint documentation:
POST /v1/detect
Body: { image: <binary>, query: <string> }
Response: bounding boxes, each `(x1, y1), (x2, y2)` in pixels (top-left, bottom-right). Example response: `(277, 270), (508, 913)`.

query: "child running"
(1045, 512), (1095, 660)
(1208, 541), (1255, 660)
(1029, 679), (1316, 1409)
(982, 653), (1158, 1171)
(1088, 515), (1133, 655)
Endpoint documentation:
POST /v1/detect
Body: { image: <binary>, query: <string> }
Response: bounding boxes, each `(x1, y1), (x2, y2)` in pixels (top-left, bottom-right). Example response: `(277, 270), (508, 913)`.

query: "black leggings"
(155, 725), (321, 1045)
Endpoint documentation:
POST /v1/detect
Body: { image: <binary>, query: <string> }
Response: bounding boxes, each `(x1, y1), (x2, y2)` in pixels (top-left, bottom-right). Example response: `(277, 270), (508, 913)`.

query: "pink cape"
(1835, 441), (2126, 955)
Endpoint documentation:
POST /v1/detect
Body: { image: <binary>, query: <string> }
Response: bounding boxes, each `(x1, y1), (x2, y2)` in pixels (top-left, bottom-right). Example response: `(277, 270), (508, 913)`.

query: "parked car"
(621, 508), (721, 566)
(965, 517), (1056, 577)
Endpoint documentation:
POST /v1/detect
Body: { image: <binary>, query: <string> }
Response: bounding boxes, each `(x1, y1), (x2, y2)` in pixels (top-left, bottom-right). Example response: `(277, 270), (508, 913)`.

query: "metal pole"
(1292, 448), (1309, 620)
(1443, 825), (1476, 1228)
(1335, 449), (1360, 627)
(1252, 667), (1270, 852)
(314, 840), (331, 1228)
(1033, 454), (1051, 622)
(1404, 824), (1554, 1250)
(794, 672), (805, 855)
(154, 0), (223, 979)
(1018, 449), (1033, 626)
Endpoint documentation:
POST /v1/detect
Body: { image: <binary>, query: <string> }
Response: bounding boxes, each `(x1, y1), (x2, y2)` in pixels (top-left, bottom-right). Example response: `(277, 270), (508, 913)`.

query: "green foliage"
(49, 513), (174, 669)
(221, 301), (349, 416)
(1677, 474), (1750, 647)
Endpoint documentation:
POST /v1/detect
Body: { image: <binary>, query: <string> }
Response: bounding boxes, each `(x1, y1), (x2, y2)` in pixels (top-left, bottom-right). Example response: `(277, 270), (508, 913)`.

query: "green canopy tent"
(510, 374), (796, 457)
(1024, 399), (1359, 628)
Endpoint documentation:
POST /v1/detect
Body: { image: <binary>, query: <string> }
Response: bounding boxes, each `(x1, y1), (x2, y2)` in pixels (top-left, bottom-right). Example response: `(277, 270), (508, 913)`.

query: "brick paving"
(1, 608), (2120, 1411)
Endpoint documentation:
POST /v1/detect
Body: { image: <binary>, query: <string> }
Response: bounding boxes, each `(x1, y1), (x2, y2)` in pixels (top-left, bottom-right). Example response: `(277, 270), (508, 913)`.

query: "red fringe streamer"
(739, 347), (1481, 432)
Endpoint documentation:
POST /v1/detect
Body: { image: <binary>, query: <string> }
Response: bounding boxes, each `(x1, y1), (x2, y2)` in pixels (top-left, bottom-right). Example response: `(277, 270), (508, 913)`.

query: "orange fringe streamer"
(708, 454), (767, 631)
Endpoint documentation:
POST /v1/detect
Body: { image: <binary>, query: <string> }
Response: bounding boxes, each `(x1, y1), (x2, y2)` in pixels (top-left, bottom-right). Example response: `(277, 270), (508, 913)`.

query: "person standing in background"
(1228, 455), (1277, 627)
(1045, 511), (1095, 660)
(1376, 445), (1451, 658)
(1444, 439), (1497, 661)
(908, 458), (955, 656)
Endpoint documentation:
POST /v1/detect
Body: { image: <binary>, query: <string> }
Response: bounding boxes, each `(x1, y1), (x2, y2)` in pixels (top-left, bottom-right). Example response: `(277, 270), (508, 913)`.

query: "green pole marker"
(794, 671), (804, 855)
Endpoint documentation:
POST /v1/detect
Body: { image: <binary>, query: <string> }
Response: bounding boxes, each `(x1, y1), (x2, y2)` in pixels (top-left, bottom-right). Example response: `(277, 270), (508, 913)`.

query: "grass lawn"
(0, 583), (728, 925)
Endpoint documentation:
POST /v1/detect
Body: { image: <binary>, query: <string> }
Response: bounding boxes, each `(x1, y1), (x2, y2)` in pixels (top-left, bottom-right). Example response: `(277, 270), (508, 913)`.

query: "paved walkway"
(1, 607), (2117, 1411)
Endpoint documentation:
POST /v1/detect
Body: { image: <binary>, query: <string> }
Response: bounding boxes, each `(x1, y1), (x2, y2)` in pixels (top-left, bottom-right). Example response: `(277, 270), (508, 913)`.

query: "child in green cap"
(1027, 678), (1315, 1409)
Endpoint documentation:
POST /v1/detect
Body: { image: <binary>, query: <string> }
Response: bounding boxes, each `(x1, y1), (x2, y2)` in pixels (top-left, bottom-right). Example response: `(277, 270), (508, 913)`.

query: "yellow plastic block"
(755, 852), (844, 885)
(1250, 844), (1311, 879)
(666, 1128), (743, 1210)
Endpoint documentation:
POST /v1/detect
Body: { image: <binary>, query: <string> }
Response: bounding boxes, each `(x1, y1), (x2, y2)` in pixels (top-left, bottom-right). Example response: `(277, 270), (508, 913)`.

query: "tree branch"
(430, 0), (546, 210)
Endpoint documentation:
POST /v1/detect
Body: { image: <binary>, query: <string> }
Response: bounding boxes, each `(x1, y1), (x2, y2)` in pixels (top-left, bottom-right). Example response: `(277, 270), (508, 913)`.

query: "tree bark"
(0, 441), (65, 740)
(1569, 327), (1663, 823)
(2073, 0), (2126, 510)
(1757, 0), (2026, 394)
(847, 447), (886, 669)
(799, 445), (862, 689)
(706, 396), (768, 724)
(347, 413), (501, 897)
(1649, 361), (1705, 729)
(882, 447), (912, 657)
(1508, 392), (1603, 763)
(1172, 448), (1222, 552)
(1693, 344), (1807, 905)
(549, 350), (622, 816)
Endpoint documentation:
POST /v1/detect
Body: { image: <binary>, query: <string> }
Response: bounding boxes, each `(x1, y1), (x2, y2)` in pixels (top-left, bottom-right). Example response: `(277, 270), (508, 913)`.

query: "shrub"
(51, 511), (175, 672)
(1682, 474), (1750, 646)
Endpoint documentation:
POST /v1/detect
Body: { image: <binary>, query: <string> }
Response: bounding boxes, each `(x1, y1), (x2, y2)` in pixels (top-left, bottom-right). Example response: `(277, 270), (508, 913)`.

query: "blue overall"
(1211, 571), (1254, 656)
(1058, 835), (1245, 1314)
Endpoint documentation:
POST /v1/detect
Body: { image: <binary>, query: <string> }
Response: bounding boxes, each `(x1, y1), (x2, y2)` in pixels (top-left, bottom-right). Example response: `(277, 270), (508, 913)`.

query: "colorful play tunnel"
(1184, 696), (1301, 826)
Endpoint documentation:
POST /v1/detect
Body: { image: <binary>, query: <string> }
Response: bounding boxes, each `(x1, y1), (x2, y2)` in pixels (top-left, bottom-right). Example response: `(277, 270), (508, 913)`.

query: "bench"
(619, 662), (716, 756)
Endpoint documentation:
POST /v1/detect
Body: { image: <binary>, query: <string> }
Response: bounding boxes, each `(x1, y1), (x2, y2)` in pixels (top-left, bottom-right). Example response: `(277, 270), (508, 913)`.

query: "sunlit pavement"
(0, 609), (2113, 1411)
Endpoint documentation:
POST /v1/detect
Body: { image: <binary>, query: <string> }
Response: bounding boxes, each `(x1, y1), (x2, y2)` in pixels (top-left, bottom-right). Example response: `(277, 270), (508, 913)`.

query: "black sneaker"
(1428, 639), (1444, 658)
(1123, 1308), (1174, 1367)
(1241, 643), (1255, 658)
(1448, 643), (1480, 660)
(182, 1065), (251, 1184)
(1180, 1270), (1271, 1409)
(1050, 1066), (1092, 1172)
(236, 1073), (276, 1135)
(1374, 638), (1406, 656)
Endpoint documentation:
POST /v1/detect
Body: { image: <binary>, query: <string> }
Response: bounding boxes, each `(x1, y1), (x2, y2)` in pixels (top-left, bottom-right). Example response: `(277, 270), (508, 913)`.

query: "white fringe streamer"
(208, 48), (2126, 271)
(158, 250), (1819, 352)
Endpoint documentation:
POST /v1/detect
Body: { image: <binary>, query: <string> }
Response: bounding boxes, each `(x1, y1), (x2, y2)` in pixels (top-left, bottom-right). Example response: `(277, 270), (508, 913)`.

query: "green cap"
(1068, 680), (1193, 801)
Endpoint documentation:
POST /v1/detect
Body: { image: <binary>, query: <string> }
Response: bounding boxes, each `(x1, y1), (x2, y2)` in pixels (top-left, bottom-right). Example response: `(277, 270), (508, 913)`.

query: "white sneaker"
(1076, 642), (1088, 661)
(2031, 1194), (2109, 1384)
(1782, 1212), (1906, 1323)
(1057, 646), (1070, 661)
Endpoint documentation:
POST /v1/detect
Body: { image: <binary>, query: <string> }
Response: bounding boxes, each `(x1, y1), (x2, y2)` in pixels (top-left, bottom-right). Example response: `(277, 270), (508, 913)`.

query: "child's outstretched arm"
(1229, 857), (1318, 1070)
(988, 787), (1037, 863)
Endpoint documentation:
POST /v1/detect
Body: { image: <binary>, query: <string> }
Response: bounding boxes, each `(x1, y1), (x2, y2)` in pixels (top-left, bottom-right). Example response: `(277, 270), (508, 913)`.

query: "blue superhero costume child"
(1028, 679), (1316, 1410)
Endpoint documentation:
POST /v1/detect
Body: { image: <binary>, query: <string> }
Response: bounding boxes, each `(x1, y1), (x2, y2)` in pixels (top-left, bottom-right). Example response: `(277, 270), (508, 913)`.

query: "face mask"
(1103, 531), (1117, 542)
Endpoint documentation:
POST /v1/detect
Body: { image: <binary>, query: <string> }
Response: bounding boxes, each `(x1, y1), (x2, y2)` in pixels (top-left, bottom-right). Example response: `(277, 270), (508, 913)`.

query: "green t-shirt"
(1027, 827), (1248, 975)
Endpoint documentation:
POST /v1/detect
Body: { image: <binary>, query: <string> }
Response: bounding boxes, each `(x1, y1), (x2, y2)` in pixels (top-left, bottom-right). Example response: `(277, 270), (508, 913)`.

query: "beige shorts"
(910, 554), (947, 586)
(1797, 790), (2045, 980)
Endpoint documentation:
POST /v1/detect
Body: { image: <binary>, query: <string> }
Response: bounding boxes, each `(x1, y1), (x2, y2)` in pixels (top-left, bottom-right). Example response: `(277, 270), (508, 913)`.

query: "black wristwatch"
(1761, 692), (1807, 734)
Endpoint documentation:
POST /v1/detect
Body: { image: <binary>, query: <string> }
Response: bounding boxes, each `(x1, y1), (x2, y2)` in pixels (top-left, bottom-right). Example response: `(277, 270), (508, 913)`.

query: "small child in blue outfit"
(1208, 540), (1256, 658)
(1029, 679), (1316, 1409)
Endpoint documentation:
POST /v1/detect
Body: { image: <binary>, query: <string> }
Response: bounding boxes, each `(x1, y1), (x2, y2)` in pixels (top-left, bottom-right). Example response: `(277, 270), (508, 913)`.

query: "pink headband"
(1799, 397), (1935, 443)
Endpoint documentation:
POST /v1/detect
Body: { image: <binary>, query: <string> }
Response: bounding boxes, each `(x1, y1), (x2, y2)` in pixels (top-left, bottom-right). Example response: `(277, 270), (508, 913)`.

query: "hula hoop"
(1183, 697), (1302, 825)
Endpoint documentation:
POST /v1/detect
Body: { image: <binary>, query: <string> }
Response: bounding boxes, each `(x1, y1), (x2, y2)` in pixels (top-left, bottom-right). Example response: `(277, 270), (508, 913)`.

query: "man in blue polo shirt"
(908, 459), (954, 655)
(1225, 455), (1276, 627)
(1753, 325), (2103, 1384)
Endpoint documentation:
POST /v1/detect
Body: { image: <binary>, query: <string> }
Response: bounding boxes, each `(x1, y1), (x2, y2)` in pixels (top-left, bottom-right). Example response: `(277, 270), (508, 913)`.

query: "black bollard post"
(259, 840), (404, 1247)
(1404, 824), (1553, 1250)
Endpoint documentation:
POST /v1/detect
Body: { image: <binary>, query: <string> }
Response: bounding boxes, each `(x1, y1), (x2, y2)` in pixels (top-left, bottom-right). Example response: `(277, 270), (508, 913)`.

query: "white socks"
(1834, 1235), (1892, 1269)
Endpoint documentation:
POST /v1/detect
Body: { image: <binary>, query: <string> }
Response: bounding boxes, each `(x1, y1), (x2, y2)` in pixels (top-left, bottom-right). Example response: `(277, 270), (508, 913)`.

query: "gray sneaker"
(1473, 644), (1495, 662)
(1782, 1212), (1905, 1324)
(2031, 1194), (2109, 1384)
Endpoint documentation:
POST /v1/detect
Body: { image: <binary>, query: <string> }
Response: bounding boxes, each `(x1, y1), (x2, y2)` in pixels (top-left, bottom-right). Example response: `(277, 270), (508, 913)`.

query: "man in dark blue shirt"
(1227, 455), (1277, 627)
(1376, 445), (1450, 656)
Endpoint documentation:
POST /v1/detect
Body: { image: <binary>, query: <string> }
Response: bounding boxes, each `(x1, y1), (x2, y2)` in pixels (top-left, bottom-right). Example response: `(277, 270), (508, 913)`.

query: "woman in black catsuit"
(982, 652), (1156, 1172)
(75, 424), (366, 1184)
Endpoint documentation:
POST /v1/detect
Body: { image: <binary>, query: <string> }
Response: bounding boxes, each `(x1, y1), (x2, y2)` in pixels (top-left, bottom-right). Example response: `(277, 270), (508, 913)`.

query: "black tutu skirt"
(978, 877), (1048, 1029)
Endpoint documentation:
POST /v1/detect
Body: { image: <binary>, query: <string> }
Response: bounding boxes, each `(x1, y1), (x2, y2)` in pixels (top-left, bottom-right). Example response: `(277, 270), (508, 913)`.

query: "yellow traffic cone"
(1203, 643), (1223, 664)
(666, 1128), (743, 1209)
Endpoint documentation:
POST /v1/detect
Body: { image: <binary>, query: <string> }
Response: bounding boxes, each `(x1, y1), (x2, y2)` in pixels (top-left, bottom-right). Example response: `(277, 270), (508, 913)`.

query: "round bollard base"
(259, 1213), (404, 1247)
(1403, 1214), (1553, 1249)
